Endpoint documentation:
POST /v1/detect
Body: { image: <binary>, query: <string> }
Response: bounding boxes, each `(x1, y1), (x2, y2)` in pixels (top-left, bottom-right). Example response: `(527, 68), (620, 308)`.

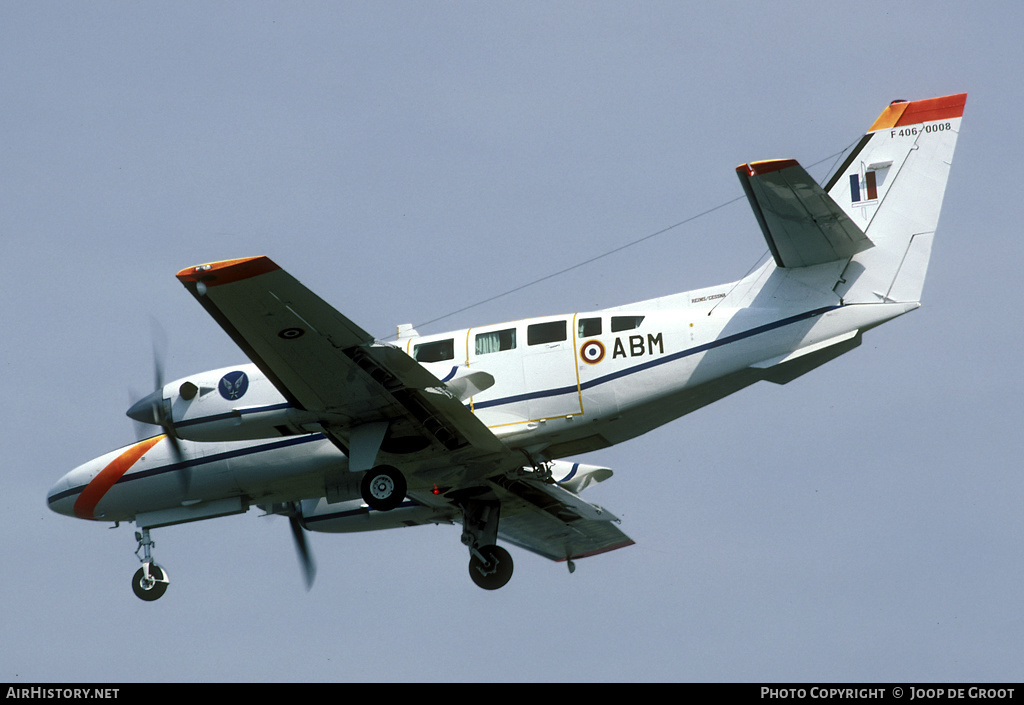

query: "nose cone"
(48, 436), (166, 522)
(127, 389), (165, 426)
(46, 463), (95, 518)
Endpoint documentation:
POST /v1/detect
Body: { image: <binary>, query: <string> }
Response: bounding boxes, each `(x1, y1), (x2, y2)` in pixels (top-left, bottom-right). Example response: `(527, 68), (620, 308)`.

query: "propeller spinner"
(126, 350), (190, 491)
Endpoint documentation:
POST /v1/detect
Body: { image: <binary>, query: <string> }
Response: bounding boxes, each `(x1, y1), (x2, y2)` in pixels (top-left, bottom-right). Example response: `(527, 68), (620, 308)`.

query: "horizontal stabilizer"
(752, 330), (863, 385)
(737, 159), (873, 268)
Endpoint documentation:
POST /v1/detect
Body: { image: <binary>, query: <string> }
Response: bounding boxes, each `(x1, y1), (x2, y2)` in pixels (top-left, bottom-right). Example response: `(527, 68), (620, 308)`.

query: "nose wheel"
(132, 527), (170, 601)
(132, 563), (169, 601)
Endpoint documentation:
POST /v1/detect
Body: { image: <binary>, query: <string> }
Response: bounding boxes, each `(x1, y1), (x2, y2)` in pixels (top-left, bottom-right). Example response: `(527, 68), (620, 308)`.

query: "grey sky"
(3, 1), (1021, 682)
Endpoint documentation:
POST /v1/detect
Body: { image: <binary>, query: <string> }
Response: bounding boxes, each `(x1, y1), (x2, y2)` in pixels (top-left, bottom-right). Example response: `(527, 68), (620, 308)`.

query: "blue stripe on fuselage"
(473, 305), (839, 410)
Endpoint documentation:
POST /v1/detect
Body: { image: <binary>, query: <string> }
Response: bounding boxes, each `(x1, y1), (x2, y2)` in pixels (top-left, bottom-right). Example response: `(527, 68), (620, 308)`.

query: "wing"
(178, 257), (634, 567)
(176, 257), (506, 469)
(489, 475), (635, 562)
(736, 159), (873, 268)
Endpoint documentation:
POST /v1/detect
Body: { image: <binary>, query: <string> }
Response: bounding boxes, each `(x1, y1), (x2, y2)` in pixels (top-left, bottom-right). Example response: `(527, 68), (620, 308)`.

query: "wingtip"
(736, 159), (801, 177)
(175, 256), (280, 287)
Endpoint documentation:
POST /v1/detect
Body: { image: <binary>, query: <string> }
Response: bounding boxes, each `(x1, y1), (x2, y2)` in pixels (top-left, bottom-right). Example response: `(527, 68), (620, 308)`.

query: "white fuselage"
(47, 258), (913, 530)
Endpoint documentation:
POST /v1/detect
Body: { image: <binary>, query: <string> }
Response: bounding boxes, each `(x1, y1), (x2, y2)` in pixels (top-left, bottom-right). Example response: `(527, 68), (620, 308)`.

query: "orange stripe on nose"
(73, 436), (165, 519)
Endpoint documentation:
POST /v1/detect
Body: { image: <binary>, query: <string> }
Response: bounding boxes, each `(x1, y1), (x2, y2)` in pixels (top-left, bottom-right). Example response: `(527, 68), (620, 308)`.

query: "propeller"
(126, 342), (191, 492)
(289, 513), (317, 591)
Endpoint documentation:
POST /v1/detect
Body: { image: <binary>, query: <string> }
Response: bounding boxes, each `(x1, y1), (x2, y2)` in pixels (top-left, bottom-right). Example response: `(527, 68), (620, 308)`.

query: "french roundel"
(580, 340), (605, 365)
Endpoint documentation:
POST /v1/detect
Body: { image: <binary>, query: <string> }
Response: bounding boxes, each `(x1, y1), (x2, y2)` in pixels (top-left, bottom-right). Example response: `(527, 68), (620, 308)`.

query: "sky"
(3, 1), (1022, 683)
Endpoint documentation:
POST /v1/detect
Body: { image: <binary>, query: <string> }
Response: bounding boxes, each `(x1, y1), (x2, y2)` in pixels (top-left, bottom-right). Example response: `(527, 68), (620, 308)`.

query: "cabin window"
(413, 338), (454, 362)
(578, 317), (602, 338)
(611, 315), (645, 332)
(527, 320), (567, 345)
(475, 328), (517, 355)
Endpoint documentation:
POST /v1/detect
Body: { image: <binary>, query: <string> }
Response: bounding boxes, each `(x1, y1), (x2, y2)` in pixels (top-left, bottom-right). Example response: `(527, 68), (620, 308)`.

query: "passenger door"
(521, 318), (582, 420)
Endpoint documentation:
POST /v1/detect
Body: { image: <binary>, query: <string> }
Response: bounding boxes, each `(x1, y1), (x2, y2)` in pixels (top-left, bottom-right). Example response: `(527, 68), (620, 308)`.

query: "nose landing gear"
(132, 527), (169, 601)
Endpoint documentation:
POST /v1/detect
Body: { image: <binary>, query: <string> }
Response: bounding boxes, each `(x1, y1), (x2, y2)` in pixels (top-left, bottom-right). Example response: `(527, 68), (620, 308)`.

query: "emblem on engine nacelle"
(219, 370), (249, 400)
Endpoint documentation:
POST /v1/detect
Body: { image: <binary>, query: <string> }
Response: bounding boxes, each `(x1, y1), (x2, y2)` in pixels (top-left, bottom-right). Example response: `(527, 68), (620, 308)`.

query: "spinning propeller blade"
(289, 515), (317, 591)
(126, 343), (191, 492)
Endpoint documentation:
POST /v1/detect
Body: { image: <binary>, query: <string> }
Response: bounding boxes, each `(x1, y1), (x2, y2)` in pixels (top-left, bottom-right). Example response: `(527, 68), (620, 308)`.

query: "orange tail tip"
(868, 93), (967, 132)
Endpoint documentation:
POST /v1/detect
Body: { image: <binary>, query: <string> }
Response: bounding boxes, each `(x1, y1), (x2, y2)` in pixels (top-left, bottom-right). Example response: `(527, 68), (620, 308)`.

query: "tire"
(132, 564), (169, 601)
(468, 545), (513, 590)
(360, 465), (407, 511)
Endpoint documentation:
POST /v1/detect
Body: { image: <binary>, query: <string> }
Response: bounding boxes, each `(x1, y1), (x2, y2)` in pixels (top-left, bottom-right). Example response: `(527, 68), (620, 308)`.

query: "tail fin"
(828, 93), (966, 304)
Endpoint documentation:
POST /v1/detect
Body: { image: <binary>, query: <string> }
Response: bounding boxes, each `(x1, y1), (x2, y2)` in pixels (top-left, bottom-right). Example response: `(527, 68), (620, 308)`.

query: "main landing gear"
(132, 527), (169, 601)
(468, 544), (513, 590)
(461, 499), (513, 590)
(360, 465), (407, 511)
(359, 466), (513, 589)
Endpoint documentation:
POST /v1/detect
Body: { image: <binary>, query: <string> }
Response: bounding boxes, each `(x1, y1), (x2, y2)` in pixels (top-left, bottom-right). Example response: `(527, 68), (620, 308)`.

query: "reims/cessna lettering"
(48, 94), (966, 599)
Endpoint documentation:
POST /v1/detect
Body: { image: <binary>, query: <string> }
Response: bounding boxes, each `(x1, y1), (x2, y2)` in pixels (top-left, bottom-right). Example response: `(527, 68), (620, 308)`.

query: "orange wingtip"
(176, 256), (280, 286)
(869, 93), (967, 132)
(737, 159), (799, 177)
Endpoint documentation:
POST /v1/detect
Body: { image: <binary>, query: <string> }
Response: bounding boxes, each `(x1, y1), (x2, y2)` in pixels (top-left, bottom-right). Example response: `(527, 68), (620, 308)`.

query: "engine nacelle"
(128, 363), (320, 442)
(129, 360), (498, 444)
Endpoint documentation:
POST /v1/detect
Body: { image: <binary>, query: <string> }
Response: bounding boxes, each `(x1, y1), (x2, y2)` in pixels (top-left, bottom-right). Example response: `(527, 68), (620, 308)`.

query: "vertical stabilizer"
(828, 94), (966, 304)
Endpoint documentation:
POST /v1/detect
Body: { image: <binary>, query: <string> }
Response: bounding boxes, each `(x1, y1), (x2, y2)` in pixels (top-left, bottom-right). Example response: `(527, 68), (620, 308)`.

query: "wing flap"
(737, 159), (873, 268)
(491, 476), (634, 562)
(359, 344), (506, 452)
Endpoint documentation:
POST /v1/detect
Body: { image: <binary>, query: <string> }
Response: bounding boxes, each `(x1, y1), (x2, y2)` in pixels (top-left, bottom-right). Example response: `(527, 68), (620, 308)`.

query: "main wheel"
(468, 544), (513, 590)
(132, 564), (169, 601)
(360, 465), (407, 511)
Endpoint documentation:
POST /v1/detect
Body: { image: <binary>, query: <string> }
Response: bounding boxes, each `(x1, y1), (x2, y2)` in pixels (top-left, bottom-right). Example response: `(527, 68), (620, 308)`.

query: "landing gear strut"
(461, 499), (513, 590)
(132, 527), (169, 601)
